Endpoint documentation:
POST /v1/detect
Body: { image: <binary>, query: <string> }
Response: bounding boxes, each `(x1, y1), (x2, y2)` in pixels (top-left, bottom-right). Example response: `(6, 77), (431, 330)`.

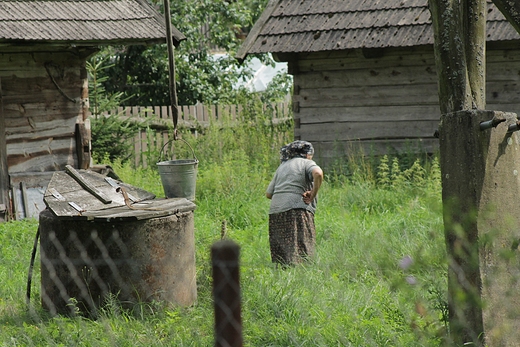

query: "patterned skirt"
(268, 209), (316, 265)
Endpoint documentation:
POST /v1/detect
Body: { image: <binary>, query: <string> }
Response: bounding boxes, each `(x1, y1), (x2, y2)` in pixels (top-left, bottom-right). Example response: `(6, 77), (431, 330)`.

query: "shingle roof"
(0, 0), (185, 45)
(237, 0), (520, 59)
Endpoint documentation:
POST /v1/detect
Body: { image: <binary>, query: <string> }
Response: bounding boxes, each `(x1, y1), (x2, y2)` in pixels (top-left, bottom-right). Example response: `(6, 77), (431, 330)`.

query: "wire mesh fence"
(32, 208), (198, 319)
(21, 215), (244, 346)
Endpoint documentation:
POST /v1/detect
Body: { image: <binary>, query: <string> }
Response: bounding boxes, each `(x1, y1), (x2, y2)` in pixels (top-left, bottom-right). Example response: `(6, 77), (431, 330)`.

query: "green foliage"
(377, 155), (391, 187)
(87, 56), (141, 164)
(196, 150), (267, 229)
(87, 55), (129, 116)
(391, 157), (406, 187)
(88, 0), (292, 106)
(376, 155), (440, 198)
(89, 116), (140, 164)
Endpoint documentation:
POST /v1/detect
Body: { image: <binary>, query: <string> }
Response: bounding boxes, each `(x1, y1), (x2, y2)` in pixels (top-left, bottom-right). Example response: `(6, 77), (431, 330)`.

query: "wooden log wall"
(0, 48), (93, 220)
(1, 50), (89, 173)
(291, 46), (520, 166)
(0, 52), (92, 173)
(485, 46), (520, 113)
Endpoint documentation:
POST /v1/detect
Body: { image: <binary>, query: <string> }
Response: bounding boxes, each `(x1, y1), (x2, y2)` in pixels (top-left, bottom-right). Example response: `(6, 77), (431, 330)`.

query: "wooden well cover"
(43, 166), (196, 221)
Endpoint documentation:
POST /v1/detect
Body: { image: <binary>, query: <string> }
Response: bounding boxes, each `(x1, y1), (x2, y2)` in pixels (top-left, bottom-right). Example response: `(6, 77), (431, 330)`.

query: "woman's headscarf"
(280, 140), (314, 162)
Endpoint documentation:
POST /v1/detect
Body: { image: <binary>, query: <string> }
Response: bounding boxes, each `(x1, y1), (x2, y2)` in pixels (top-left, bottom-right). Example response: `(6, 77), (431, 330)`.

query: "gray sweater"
(266, 157), (319, 214)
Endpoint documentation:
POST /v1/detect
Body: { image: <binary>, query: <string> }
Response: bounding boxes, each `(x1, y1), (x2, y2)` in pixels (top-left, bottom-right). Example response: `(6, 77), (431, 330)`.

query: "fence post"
(211, 240), (243, 347)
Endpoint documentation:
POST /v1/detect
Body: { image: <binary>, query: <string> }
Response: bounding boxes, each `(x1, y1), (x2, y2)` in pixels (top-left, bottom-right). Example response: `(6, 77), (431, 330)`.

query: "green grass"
(0, 119), (448, 346)
(0, 151), (447, 346)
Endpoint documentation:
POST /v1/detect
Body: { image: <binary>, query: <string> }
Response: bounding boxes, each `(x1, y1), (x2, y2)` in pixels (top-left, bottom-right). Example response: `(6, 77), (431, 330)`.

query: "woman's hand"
(302, 190), (314, 204)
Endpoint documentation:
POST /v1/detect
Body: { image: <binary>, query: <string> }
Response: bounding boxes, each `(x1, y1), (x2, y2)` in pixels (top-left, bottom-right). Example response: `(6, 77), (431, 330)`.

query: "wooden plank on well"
(65, 165), (112, 204)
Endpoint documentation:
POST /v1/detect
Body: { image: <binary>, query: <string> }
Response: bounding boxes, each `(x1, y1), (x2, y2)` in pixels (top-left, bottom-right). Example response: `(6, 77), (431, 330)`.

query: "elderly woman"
(265, 140), (324, 265)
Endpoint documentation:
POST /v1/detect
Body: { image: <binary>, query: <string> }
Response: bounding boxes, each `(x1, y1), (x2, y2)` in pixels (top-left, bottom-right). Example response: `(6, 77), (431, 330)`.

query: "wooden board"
(295, 120), (439, 142)
(295, 64), (439, 89)
(294, 84), (441, 108)
(0, 76), (9, 219)
(297, 105), (442, 123)
(9, 172), (54, 219)
(312, 138), (440, 163)
(295, 48), (437, 72)
(45, 197), (195, 222)
(43, 169), (195, 222)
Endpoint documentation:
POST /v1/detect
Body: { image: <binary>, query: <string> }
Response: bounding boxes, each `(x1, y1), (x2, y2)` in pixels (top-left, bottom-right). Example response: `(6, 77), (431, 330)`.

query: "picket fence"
(103, 102), (292, 167)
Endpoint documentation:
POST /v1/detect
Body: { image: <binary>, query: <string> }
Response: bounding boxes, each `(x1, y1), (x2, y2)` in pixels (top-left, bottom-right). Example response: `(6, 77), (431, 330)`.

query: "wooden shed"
(0, 0), (185, 221)
(237, 0), (520, 166)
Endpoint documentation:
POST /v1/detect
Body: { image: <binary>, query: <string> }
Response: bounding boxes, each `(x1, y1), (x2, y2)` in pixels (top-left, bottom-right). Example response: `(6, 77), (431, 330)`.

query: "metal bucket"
(157, 139), (198, 201)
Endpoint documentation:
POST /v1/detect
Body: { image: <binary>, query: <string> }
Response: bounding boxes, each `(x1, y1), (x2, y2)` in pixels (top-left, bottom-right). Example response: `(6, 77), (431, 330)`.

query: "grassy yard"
(0, 149), (447, 346)
(0, 118), (448, 346)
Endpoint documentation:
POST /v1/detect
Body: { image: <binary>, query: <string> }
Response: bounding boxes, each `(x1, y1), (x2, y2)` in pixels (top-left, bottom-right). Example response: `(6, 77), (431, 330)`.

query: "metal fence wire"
(26, 218), (244, 346)
(21, 215), (516, 346)
(28, 207), (198, 319)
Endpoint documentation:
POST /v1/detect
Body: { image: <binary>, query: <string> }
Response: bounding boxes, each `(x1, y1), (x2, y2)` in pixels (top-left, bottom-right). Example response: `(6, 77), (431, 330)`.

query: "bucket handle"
(159, 138), (197, 162)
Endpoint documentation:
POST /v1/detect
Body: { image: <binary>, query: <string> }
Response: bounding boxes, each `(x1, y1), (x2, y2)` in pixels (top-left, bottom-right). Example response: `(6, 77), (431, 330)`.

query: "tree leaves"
(90, 0), (280, 106)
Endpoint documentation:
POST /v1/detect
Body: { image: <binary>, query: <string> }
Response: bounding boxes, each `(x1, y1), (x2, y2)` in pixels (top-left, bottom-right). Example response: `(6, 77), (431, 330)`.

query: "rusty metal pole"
(211, 240), (243, 347)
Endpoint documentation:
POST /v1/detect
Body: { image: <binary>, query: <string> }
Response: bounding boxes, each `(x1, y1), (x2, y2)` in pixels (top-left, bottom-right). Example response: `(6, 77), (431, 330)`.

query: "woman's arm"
(302, 167), (323, 204)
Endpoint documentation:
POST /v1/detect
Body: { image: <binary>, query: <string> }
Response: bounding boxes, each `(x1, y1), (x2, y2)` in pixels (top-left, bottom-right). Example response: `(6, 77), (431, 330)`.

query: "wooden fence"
(103, 102), (292, 167)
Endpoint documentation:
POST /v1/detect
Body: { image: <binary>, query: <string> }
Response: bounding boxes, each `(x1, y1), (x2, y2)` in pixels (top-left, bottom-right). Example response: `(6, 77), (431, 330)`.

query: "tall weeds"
(0, 116), (448, 345)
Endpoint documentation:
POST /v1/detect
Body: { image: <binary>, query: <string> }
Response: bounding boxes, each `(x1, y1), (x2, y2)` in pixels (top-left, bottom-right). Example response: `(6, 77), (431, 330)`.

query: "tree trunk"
(428, 0), (486, 113)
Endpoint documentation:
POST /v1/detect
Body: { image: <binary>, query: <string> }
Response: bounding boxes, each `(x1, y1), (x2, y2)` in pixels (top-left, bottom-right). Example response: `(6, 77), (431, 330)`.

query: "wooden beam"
(0, 77), (10, 221)
(465, 0), (487, 108)
(492, 0), (520, 36)
(75, 122), (91, 169)
(65, 165), (112, 204)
